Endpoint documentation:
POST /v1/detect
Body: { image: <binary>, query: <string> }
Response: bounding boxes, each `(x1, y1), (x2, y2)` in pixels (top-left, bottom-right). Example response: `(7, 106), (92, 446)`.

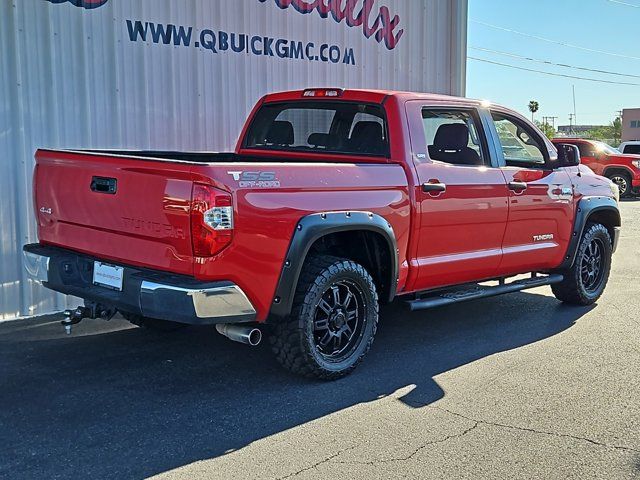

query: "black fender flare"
(558, 196), (621, 270)
(269, 211), (398, 319)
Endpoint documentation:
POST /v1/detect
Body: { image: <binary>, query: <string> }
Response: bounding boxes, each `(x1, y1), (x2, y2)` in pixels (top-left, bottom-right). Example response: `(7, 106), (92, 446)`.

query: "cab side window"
(624, 144), (640, 155)
(422, 109), (486, 166)
(576, 143), (596, 158)
(491, 113), (546, 168)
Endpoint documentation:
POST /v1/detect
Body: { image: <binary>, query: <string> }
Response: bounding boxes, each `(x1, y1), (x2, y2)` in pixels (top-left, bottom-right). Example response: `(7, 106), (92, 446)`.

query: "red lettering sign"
(260, 0), (404, 50)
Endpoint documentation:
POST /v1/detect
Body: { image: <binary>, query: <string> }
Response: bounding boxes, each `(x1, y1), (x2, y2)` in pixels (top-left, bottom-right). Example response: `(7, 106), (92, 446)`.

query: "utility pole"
(572, 85), (578, 128)
(569, 113), (575, 136)
(542, 116), (558, 131)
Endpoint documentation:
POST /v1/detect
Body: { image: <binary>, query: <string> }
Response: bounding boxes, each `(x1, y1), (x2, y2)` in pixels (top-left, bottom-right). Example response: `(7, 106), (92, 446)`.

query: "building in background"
(557, 125), (605, 136)
(622, 108), (640, 142)
(0, 0), (468, 320)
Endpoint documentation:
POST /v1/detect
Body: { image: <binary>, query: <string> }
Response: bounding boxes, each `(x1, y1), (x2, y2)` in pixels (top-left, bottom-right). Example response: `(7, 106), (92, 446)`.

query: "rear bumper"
(23, 244), (256, 325)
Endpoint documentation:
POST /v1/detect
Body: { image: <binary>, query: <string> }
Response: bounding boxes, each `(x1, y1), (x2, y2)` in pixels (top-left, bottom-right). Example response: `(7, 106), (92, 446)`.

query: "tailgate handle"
(90, 177), (117, 194)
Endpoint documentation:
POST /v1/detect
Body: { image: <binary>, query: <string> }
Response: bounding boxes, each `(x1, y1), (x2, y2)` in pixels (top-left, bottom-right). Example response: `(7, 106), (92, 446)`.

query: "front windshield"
(593, 141), (619, 155)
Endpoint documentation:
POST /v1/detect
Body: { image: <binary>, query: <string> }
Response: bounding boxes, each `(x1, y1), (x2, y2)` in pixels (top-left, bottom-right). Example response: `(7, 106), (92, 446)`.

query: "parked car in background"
(619, 141), (640, 155)
(552, 138), (640, 197)
(24, 90), (621, 379)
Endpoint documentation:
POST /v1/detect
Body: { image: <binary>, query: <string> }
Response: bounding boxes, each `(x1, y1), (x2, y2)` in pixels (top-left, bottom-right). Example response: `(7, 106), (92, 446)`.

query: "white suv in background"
(619, 141), (640, 155)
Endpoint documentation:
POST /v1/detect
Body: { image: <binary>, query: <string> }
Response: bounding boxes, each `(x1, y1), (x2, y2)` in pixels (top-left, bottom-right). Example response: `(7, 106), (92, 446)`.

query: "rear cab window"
(243, 102), (389, 157)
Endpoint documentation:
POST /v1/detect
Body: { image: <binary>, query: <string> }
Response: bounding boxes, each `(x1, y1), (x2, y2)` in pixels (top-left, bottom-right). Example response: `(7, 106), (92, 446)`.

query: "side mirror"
(556, 143), (581, 168)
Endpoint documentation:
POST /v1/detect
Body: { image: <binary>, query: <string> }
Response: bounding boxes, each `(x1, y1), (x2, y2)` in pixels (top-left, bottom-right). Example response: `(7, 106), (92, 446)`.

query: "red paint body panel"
(189, 162), (411, 320)
(36, 151), (195, 276)
(32, 90), (618, 323)
(403, 99), (507, 290)
(497, 167), (574, 274)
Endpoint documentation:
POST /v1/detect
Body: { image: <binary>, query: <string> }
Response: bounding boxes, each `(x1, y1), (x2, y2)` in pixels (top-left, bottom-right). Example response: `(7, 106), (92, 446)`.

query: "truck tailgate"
(35, 150), (194, 275)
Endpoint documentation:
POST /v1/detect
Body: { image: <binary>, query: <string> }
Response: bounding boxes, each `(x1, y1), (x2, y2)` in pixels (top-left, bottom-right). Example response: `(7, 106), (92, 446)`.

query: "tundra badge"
(533, 234), (554, 242)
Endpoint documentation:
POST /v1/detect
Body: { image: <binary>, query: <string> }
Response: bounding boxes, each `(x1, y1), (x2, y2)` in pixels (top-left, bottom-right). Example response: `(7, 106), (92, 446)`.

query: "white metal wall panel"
(0, 0), (467, 320)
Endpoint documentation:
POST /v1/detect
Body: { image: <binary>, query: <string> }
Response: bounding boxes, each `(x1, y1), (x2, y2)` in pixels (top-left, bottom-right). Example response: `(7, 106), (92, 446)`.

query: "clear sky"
(467, 0), (640, 127)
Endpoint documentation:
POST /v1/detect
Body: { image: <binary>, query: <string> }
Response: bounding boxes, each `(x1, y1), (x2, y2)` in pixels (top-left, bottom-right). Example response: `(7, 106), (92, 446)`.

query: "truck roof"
(262, 88), (488, 108)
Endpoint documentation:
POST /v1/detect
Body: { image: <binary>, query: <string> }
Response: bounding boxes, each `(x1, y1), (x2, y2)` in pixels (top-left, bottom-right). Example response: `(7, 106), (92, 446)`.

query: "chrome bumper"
(24, 250), (50, 283)
(22, 244), (256, 325)
(139, 281), (256, 321)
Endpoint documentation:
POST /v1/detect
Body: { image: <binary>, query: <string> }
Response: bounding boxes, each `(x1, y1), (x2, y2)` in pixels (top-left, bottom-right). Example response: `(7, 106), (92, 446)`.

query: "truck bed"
(75, 150), (269, 164)
(33, 148), (411, 320)
(61, 150), (382, 165)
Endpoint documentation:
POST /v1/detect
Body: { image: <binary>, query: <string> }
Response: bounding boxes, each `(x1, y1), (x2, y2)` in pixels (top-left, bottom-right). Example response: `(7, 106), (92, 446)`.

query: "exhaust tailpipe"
(216, 324), (262, 346)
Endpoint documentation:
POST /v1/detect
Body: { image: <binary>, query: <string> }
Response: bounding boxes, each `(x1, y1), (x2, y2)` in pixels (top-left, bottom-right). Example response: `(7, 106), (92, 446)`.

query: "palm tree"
(528, 101), (539, 122)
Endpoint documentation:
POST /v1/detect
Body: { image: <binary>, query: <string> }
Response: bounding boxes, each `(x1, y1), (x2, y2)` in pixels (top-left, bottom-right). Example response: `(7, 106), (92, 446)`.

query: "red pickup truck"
(24, 89), (621, 379)
(551, 138), (640, 198)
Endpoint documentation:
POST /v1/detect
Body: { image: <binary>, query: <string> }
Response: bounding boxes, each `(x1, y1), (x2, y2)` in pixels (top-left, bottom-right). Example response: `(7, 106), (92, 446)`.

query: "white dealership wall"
(0, 0), (468, 320)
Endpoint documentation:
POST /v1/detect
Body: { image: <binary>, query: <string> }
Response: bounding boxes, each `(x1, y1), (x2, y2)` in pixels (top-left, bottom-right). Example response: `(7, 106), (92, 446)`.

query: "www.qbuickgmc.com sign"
(46, 0), (404, 52)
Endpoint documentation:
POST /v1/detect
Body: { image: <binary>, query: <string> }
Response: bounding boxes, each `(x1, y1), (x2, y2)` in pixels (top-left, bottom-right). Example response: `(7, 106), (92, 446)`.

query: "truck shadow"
(0, 291), (592, 479)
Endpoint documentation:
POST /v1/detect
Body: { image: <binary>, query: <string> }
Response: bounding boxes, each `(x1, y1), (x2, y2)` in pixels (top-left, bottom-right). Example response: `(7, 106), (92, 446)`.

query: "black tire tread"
(552, 223), (612, 305)
(270, 255), (379, 380)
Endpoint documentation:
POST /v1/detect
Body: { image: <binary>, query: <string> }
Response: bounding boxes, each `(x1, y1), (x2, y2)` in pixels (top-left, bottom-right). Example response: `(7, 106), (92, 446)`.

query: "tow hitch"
(62, 303), (116, 334)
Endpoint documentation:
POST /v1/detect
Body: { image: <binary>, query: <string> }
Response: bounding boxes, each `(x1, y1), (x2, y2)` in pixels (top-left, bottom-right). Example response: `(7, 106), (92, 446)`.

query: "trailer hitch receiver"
(61, 302), (116, 334)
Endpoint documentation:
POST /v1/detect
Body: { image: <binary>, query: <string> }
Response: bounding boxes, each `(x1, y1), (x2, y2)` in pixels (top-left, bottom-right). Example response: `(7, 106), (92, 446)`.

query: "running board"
(406, 274), (564, 312)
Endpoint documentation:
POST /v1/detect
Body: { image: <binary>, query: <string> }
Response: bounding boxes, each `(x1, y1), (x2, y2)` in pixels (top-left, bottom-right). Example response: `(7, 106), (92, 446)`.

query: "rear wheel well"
(603, 167), (632, 179)
(307, 230), (394, 303)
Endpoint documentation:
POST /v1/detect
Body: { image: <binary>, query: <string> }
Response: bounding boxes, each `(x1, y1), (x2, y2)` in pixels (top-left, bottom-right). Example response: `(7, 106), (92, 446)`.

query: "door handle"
(90, 176), (117, 194)
(422, 182), (447, 193)
(508, 181), (527, 192)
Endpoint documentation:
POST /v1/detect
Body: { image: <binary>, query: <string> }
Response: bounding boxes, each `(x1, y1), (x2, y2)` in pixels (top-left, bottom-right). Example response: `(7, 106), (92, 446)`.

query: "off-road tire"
(270, 255), (379, 380)
(121, 312), (187, 332)
(607, 171), (632, 198)
(552, 223), (612, 305)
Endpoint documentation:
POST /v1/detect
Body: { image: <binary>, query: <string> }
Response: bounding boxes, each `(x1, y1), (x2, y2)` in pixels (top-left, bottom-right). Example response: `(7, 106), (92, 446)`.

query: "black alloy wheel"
(580, 238), (606, 294)
(313, 280), (366, 362)
(609, 173), (631, 198)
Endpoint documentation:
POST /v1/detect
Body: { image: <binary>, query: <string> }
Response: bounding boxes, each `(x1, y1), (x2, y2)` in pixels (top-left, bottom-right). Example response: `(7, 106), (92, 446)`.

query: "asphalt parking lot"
(1, 199), (639, 480)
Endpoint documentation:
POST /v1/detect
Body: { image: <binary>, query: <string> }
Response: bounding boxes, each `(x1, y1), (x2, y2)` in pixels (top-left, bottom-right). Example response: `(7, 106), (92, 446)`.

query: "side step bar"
(406, 274), (564, 312)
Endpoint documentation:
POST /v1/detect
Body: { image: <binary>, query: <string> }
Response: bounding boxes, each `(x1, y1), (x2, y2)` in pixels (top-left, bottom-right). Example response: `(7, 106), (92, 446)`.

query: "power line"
(468, 56), (640, 86)
(469, 46), (640, 79)
(471, 20), (640, 61)
(606, 0), (640, 7)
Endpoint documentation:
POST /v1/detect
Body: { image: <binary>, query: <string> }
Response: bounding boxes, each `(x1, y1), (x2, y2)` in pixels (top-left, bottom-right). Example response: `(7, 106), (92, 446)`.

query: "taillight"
(190, 183), (233, 257)
(32, 164), (39, 218)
